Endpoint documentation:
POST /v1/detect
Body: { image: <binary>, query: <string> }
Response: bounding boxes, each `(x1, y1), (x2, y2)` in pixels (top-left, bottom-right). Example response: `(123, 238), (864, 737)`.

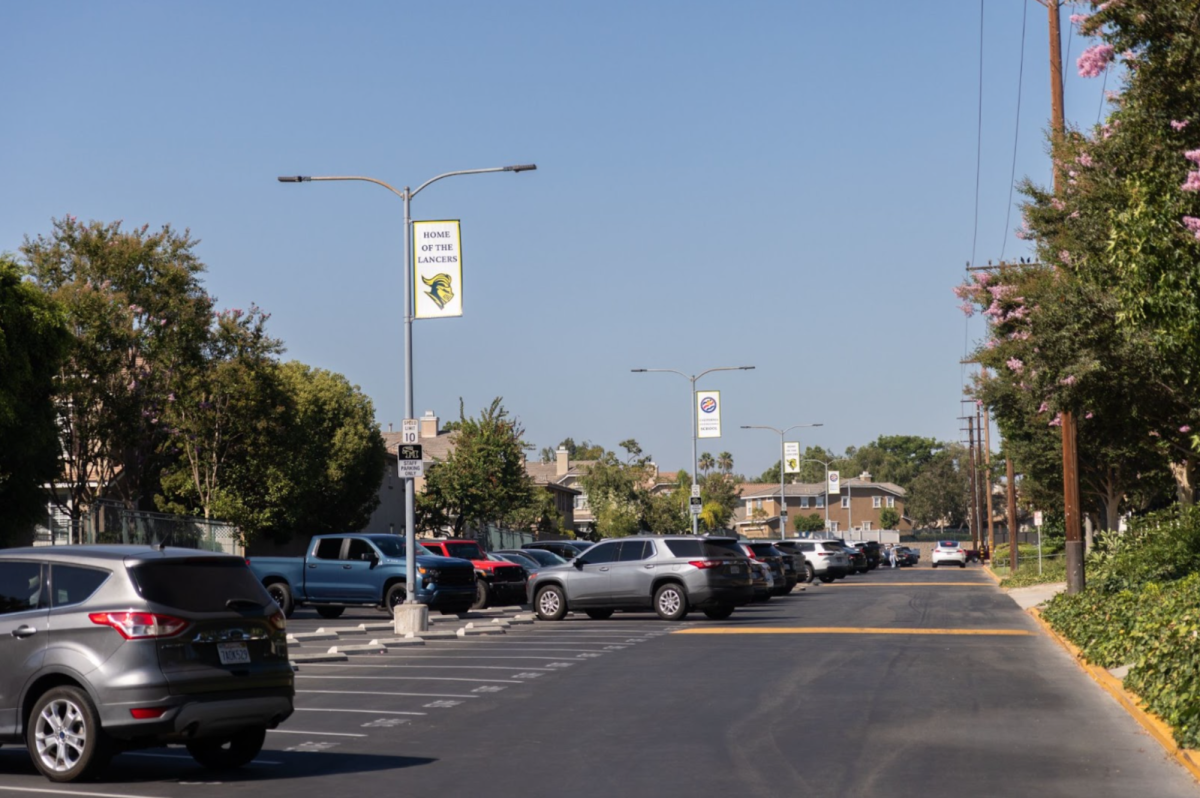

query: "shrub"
(1088, 505), (1200, 593)
(999, 557), (1066, 589)
(1041, 587), (1143, 668)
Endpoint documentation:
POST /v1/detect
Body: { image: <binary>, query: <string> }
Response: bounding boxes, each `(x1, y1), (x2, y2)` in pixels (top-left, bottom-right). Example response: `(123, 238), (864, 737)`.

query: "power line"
(1001, 0), (1029, 262)
(970, 0), (985, 269)
(1097, 66), (1109, 125)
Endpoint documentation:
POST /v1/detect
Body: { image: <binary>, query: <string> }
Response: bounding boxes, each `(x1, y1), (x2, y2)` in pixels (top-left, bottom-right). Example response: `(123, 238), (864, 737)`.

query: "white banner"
(696, 390), (721, 439)
(413, 220), (463, 319)
(784, 442), (800, 474)
(828, 470), (841, 495)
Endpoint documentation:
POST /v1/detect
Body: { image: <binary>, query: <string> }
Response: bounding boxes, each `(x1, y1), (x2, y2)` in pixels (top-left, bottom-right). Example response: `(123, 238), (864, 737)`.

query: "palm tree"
(698, 452), (715, 475)
(717, 451), (733, 474)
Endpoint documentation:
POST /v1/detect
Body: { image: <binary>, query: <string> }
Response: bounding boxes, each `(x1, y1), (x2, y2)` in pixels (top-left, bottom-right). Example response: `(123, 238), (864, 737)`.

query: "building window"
(841, 496), (850, 508)
(574, 495), (589, 510)
(800, 497), (810, 509)
(886, 496), (895, 508)
(873, 496), (882, 509)
(816, 496), (825, 508)
(830, 521), (839, 532)
(754, 499), (763, 510)
(863, 521), (872, 531)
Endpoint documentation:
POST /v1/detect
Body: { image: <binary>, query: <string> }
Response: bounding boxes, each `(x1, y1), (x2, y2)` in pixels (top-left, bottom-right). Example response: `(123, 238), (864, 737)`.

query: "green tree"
(420, 398), (534, 538)
(0, 256), (70, 544)
(576, 439), (653, 537)
(539, 437), (605, 463)
(879, 507), (901, 530)
(698, 471), (740, 531)
(21, 217), (214, 537)
(905, 444), (971, 531)
(717, 451), (734, 474)
(698, 452), (715, 476)
(847, 435), (942, 492)
(793, 513), (826, 534)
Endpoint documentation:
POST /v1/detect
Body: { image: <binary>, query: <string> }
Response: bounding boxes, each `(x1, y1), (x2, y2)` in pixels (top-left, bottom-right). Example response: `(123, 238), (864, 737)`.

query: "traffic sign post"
(397, 444), (424, 478)
(689, 496), (703, 516)
(401, 418), (419, 445)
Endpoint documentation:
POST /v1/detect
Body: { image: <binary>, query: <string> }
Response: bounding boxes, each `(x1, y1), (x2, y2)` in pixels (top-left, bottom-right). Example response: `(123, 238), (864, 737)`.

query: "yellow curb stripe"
(827, 582), (992, 587)
(982, 566), (1003, 585)
(1028, 608), (1200, 784)
(675, 626), (1034, 636)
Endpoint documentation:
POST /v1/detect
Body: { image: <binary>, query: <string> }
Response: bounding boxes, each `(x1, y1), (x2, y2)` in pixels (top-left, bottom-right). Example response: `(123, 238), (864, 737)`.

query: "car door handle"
(643, 564), (655, 569)
(342, 565), (353, 569)
(598, 566), (609, 572)
(11, 625), (36, 639)
(308, 564), (318, 569)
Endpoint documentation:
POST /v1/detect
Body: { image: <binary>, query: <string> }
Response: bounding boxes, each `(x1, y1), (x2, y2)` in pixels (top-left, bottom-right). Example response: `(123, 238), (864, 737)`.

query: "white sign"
(397, 444), (425, 478)
(1034, 510), (1044, 527)
(784, 442), (800, 474)
(401, 418), (419, 445)
(691, 484), (701, 498)
(696, 390), (721, 439)
(413, 220), (463, 319)
(828, 470), (841, 495)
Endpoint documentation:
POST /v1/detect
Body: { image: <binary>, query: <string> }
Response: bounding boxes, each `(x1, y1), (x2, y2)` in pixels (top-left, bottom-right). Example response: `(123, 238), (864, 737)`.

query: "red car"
(420, 539), (528, 609)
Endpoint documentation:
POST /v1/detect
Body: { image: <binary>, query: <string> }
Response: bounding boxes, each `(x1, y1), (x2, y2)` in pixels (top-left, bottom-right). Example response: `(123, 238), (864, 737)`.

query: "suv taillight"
(688, 560), (723, 570)
(89, 611), (189, 639)
(267, 610), (287, 632)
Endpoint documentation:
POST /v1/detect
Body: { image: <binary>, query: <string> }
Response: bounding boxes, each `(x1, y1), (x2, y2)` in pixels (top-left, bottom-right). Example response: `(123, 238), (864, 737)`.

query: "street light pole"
(278, 164), (536, 632)
(631, 366), (755, 534)
(741, 424), (823, 541)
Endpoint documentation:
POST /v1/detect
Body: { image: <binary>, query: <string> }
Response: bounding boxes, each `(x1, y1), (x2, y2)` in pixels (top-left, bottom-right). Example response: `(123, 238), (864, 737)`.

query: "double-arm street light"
(631, 366), (755, 535)
(740, 423), (823, 541)
(278, 164), (536, 631)
(799, 457), (850, 533)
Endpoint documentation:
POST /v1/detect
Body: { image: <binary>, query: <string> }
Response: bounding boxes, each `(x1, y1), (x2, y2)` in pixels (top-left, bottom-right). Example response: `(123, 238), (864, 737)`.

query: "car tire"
(585, 609), (614, 620)
(932, 562), (938, 568)
(186, 727), (267, 771)
(316, 606), (344, 619)
(472, 579), (491, 610)
(960, 562), (966, 568)
(703, 605), (735, 620)
(535, 585), (567, 620)
(804, 563), (815, 583)
(385, 583), (407, 613)
(27, 686), (111, 783)
(819, 574), (835, 583)
(654, 583), (689, 621)
(266, 582), (294, 618)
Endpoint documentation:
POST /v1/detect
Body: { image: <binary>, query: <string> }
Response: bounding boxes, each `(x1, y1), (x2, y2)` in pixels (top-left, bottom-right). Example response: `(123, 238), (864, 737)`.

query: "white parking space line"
(293, 708), (427, 716)
(296, 675), (525, 684)
(299, 663), (554, 672)
(325, 654), (576, 662)
(0, 788), (169, 798)
(267, 729), (367, 738)
(414, 645), (613, 653)
(121, 751), (282, 765)
(297, 689), (479, 699)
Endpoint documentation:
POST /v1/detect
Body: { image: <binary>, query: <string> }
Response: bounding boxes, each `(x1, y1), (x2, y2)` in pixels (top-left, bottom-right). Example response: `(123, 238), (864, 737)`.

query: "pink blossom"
(986, 338), (1000, 349)
(1051, 197), (1066, 211)
(1085, 411), (1094, 419)
(1049, 413), (1062, 427)
(1077, 153), (1094, 168)
(1037, 402), (1049, 414)
(958, 301), (975, 317)
(1172, 120), (1190, 131)
(1060, 375), (1077, 386)
(1182, 425), (1193, 433)
(1183, 217), (1200, 240)
(167, 393), (176, 402)
(1105, 90), (1119, 101)
(1077, 44), (1115, 78)
(1150, 430), (1161, 437)
(1015, 229), (1029, 240)
(1059, 250), (1072, 264)
(1006, 358), (1024, 374)
(1182, 172), (1200, 192)
(1186, 150), (1200, 165)
(952, 283), (972, 300)
(1010, 330), (1031, 341)
(1069, 13), (1089, 24)
(973, 271), (992, 286)
(1069, 211), (1081, 219)
(988, 284), (1014, 300)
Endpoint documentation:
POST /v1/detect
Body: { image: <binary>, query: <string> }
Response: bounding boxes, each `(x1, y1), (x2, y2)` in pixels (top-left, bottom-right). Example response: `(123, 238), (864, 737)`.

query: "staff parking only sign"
(697, 390), (721, 439)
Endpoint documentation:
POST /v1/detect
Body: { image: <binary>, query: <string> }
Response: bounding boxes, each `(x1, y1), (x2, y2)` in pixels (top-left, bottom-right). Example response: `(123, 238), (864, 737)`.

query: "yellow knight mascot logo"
(422, 273), (455, 310)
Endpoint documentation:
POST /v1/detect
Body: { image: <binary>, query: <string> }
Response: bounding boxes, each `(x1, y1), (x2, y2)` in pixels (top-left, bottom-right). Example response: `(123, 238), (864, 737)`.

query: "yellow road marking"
(675, 627), (1035, 636)
(827, 582), (991, 587)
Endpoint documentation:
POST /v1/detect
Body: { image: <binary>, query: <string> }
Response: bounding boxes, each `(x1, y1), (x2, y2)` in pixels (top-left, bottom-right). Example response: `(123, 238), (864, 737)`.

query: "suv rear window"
(130, 558), (268, 613)
(441, 542), (482, 559)
(666, 540), (742, 558)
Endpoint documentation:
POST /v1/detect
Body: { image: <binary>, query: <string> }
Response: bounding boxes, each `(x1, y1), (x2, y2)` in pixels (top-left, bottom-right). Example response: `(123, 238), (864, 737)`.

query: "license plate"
(729, 565), (742, 574)
(217, 642), (251, 665)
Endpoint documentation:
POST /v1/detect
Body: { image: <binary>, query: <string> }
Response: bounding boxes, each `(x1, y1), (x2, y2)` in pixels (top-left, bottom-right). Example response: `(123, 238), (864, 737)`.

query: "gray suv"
(526, 535), (753, 621)
(0, 546), (294, 782)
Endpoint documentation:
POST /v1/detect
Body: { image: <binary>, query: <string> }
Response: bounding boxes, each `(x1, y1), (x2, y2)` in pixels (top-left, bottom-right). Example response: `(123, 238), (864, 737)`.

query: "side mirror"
(573, 559), (586, 569)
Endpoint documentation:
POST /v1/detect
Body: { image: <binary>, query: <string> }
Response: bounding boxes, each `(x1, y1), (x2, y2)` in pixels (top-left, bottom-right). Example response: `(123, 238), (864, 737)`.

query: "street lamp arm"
(412, 165), (536, 199)
(278, 174), (406, 200)
(631, 368), (690, 381)
(696, 365), (755, 381)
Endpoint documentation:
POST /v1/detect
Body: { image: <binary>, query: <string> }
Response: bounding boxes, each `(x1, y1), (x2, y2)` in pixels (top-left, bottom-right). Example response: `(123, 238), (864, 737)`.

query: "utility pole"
(982, 405), (996, 559)
(962, 416), (980, 548)
(1042, 0), (1085, 593)
(1007, 458), (1019, 572)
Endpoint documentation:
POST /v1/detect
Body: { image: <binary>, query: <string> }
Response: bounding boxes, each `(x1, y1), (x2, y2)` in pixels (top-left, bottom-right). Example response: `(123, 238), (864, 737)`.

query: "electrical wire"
(970, 0), (985, 269)
(1097, 66), (1109, 125)
(1000, 0), (1029, 262)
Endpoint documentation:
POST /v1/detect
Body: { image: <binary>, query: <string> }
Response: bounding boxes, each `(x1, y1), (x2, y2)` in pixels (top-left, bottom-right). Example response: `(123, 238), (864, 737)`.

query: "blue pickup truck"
(247, 533), (477, 618)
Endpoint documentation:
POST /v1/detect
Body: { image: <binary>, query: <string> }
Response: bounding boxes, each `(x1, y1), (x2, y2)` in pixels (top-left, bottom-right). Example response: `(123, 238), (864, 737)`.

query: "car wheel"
(804, 563), (815, 583)
(385, 583), (407, 612)
(819, 574), (835, 583)
(186, 727), (267, 771)
(704, 605), (735, 620)
(472, 579), (491, 610)
(535, 585), (567, 620)
(585, 609), (614, 620)
(932, 562), (938, 568)
(27, 686), (111, 783)
(316, 606), (344, 619)
(266, 582), (294, 618)
(960, 562), (966, 568)
(654, 583), (689, 621)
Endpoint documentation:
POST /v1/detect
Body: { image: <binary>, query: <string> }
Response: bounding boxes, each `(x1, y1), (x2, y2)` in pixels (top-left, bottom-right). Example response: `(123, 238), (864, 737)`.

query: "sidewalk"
(1004, 580), (1067, 610)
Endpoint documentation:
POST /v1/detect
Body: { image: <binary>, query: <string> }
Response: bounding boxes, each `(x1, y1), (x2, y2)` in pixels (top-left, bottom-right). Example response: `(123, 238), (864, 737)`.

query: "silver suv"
(0, 546), (294, 782)
(526, 535), (753, 621)
(779, 540), (851, 583)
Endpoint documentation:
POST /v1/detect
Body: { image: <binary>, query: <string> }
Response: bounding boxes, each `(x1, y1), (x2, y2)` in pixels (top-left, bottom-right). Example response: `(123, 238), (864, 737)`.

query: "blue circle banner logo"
(700, 397), (717, 414)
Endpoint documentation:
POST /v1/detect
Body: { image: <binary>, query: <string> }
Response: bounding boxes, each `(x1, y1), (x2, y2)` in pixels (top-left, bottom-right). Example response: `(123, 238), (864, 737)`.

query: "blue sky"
(0, 1), (1116, 478)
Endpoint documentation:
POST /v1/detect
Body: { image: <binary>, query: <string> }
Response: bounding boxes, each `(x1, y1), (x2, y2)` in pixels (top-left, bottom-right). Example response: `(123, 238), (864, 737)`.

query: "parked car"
(0, 546), (295, 782)
(836, 542), (869, 574)
(491, 551), (541, 575)
(523, 540), (593, 560)
(497, 548), (569, 569)
(857, 540), (884, 570)
(894, 546), (919, 566)
(743, 541), (797, 594)
(526, 535), (753, 621)
(420, 539), (527, 609)
(248, 534), (476, 617)
(931, 540), (967, 568)
(778, 540), (851, 583)
(747, 560), (772, 602)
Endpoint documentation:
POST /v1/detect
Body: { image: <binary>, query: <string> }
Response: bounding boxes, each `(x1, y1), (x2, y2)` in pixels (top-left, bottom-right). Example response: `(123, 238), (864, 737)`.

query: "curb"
(981, 565), (1002, 585)
(1027, 607), (1200, 783)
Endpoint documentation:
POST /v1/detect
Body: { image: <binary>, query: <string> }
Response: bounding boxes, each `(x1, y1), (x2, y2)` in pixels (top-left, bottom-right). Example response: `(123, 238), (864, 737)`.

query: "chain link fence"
(473, 523), (534, 552)
(84, 501), (241, 555)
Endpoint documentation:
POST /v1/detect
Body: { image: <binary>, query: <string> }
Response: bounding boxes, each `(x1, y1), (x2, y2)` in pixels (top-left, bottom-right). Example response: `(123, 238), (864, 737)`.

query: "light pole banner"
(828, 470), (841, 495)
(784, 442), (800, 473)
(413, 220), (463, 319)
(697, 390), (721, 439)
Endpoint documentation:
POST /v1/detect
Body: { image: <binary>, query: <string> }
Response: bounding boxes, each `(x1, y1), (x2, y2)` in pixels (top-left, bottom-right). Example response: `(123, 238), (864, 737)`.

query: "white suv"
(931, 540), (967, 568)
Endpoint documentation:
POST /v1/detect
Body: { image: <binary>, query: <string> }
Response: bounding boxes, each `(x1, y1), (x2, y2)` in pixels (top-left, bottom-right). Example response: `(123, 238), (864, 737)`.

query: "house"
(734, 472), (910, 539)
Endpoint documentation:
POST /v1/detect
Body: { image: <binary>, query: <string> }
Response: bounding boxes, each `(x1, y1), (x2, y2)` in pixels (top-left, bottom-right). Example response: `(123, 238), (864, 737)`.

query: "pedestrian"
(887, 544), (898, 569)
